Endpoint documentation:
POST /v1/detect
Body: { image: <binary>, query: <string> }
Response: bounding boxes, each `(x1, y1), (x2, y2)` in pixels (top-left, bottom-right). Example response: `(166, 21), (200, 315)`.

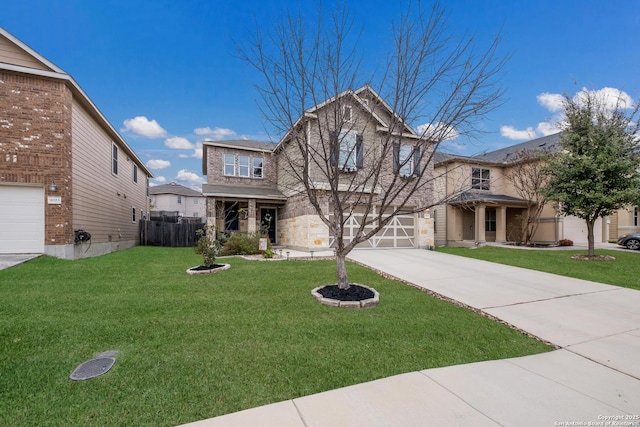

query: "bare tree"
(239, 1), (506, 289)
(505, 149), (551, 245)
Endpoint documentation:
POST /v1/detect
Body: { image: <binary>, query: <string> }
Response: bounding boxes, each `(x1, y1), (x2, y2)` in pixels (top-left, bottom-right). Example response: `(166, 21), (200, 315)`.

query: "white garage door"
(329, 207), (415, 248)
(562, 216), (603, 244)
(0, 186), (45, 253)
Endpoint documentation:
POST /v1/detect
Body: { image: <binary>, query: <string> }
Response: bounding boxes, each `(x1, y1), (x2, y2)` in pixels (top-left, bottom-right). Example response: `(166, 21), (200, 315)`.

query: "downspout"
(445, 162), (449, 244)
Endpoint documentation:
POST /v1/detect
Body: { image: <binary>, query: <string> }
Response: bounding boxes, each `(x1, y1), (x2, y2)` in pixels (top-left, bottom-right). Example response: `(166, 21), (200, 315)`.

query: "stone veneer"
(277, 214), (330, 249)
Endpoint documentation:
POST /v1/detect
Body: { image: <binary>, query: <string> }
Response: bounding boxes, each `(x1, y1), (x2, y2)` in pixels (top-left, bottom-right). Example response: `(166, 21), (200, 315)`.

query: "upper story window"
(224, 154), (235, 176)
(177, 195), (182, 204)
(132, 207), (136, 223)
(393, 142), (420, 178)
(338, 131), (363, 172)
(112, 143), (118, 175)
(133, 164), (138, 183)
(224, 153), (264, 178)
(253, 157), (263, 178)
(343, 105), (352, 122)
(472, 167), (490, 190)
(238, 155), (250, 177)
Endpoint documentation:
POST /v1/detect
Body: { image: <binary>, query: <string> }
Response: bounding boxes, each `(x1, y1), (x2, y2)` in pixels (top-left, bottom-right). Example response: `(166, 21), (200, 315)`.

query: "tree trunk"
(336, 251), (350, 290)
(586, 219), (595, 257)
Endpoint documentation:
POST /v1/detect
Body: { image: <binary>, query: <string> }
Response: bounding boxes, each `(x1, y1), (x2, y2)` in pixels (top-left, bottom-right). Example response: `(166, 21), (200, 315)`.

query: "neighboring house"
(149, 182), (206, 221)
(433, 133), (621, 246)
(0, 27), (152, 258)
(201, 86), (435, 250)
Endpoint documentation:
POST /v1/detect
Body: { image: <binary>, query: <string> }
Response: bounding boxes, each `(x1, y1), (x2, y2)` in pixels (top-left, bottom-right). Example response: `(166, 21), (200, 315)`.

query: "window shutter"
(329, 131), (338, 167)
(356, 134), (364, 169)
(413, 146), (421, 176)
(392, 142), (400, 174)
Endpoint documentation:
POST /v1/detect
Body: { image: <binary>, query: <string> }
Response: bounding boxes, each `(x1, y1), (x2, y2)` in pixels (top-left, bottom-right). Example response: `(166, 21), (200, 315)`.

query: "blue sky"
(3, 0), (640, 189)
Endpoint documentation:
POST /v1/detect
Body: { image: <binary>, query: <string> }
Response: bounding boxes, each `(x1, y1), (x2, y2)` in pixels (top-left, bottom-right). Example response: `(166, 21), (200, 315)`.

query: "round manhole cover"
(70, 357), (116, 381)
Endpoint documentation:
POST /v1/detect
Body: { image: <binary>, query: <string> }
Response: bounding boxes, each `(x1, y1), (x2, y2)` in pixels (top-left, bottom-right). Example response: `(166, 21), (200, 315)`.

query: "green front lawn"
(1, 247), (550, 426)
(438, 246), (640, 290)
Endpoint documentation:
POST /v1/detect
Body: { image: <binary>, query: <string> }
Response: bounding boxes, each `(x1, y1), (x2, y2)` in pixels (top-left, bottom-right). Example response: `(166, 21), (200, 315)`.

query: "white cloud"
(536, 121), (559, 136)
(574, 87), (633, 110)
(151, 176), (166, 185)
(416, 122), (459, 141)
(175, 169), (205, 185)
(192, 147), (203, 159)
(146, 159), (171, 170)
(500, 125), (536, 140)
(194, 126), (237, 139)
(537, 93), (565, 113)
(121, 116), (167, 138)
(165, 136), (194, 149)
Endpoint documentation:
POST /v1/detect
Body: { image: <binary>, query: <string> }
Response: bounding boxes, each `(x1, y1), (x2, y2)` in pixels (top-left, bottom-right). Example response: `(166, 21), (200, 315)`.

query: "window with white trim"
(253, 157), (263, 178)
(224, 154), (235, 176)
(133, 164), (138, 183)
(238, 155), (250, 177)
(472, 167), (490, 190)
(343, 105), (352, 122)
(177, 195), (182, 204)
(132, 207), (136, 223)
(399, 145), (413, 177)
(393, 142), (420, 178)
(112, 143), (118, 175)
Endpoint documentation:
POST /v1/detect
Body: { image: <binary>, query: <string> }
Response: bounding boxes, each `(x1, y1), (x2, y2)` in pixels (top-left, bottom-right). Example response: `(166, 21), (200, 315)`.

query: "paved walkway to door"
(181, 248), (640, 427)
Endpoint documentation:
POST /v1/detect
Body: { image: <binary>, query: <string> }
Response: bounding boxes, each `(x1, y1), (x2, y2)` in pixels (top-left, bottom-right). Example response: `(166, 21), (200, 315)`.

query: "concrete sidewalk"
(180, 249), (640, 427)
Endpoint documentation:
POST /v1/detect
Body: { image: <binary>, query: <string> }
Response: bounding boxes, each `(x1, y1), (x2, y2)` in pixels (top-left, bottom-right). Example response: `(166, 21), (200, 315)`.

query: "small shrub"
(220, 232), (271, 256)
(194, 226), (221, 266)
(558, 239), (573, 246)
(263, 249), (274, 258)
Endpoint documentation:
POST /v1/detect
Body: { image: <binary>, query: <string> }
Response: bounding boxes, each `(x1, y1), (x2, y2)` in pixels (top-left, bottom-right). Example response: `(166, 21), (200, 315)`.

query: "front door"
(260, 208), (277, 243)
(462, 209), (475, 240)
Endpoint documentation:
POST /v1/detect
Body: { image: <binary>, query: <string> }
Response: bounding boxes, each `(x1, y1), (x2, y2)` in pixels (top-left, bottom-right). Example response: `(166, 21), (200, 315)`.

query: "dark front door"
(224, 202), (239, 232)
(260, 208), (277, 243)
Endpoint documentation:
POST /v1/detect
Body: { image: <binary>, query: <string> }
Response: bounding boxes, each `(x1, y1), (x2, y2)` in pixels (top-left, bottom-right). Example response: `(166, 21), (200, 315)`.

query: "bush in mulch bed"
(317, 284), (374, 301)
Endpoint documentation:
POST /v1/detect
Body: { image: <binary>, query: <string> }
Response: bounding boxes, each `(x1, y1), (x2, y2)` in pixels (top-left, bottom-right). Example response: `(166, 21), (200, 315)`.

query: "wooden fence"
(139, 220), (205, 247)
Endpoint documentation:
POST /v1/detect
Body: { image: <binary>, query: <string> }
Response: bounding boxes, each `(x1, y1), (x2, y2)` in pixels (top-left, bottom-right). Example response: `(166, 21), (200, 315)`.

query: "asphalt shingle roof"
(149, 182), (203, 197)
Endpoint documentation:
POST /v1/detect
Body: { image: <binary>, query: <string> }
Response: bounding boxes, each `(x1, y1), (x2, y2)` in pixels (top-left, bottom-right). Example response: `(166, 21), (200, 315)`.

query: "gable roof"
(276, 85), (419, 150)
(0, 27), (152, 178)
(435, 132), (562, 167)
(149, 182), (203, 197)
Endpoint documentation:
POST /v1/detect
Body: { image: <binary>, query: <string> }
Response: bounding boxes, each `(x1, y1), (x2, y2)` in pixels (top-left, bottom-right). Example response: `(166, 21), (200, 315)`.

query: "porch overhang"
(448, 192), (531, 207)
(202, 184), (287, 203)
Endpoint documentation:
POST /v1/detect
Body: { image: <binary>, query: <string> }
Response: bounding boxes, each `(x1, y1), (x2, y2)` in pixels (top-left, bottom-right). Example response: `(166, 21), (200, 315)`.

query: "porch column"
(207, 197), (216, 228)
(248, 199), (257, 233)
(496, 206), (507, 242)
(475, 204), (486, 244)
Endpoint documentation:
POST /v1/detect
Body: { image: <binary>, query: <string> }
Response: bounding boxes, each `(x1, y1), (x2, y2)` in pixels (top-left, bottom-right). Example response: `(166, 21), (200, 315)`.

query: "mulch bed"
(316, 284), (374, 301)
(189, 264), (227, 271)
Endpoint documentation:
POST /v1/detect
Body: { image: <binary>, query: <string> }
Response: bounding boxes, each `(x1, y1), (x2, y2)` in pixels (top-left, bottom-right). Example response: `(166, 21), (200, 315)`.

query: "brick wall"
(206, 145), (278, 187)
(0, 70), (74, 245)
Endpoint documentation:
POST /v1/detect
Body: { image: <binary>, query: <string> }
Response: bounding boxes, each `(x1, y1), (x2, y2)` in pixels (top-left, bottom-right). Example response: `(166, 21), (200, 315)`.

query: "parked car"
(617, 233), (640, 250)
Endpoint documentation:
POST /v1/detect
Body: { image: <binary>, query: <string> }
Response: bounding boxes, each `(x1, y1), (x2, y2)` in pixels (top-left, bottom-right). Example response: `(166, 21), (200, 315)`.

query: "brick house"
(0, 27), (152, 258)
(202, 86), (435, 250)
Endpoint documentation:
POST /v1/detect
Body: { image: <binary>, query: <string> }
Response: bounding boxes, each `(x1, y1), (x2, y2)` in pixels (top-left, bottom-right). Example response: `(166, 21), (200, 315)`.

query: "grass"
(1, 247), (551, 426)
(438, 246), (640, 290)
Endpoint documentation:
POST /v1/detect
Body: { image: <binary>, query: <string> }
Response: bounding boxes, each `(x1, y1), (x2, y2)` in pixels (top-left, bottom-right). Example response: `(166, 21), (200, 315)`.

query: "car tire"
(625, 239), (640, 250)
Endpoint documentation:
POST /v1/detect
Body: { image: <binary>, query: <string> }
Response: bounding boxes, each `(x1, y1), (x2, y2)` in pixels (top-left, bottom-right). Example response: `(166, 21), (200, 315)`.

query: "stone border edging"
(186, 264), (231, 275)
(311, 284), (380, 308)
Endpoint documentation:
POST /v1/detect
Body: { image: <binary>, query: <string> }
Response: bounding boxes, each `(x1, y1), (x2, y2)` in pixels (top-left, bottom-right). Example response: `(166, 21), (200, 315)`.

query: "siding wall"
(71, 99), (148, 253)
(0, 33), (52, 71)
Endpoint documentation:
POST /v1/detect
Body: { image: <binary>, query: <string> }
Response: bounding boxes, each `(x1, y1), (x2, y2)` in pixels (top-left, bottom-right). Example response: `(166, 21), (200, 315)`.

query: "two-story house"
(0, 27), (152, 258)
(433, 133), (616, 246)
(149, 182), (206, 221)
(201, 86), (435, 250)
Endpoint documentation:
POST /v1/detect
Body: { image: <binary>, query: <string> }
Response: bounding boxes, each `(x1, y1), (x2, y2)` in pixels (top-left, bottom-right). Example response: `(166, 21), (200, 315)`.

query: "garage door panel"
(330, 206), (415, 248)
(0, 186), (45, 254)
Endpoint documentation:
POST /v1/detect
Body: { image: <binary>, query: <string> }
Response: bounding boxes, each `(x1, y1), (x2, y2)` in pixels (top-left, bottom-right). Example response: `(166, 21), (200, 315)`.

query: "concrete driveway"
(0, 254), (40, 270)
(181, 248), (640, 427)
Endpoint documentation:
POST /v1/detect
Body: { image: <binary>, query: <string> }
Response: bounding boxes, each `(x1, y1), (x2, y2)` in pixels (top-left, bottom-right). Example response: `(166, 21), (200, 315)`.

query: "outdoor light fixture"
(48, 182), (58, 192)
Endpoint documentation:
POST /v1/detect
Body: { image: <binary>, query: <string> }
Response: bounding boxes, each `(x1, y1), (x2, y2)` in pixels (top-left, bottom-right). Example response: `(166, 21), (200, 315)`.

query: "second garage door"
(0, 185), (45, 254)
